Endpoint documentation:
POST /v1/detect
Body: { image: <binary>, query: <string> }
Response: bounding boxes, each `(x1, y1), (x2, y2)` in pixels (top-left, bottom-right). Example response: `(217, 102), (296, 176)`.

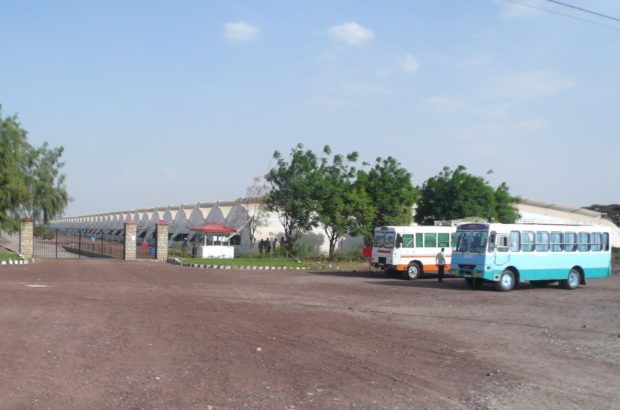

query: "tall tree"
(265, 144), (321, 255)
(415, 166), (519, 225)
(314, 146), (373, 258)
(0, 108), (31, 231)
(359, 156), (418, 245)
(27, 143), (70, 224)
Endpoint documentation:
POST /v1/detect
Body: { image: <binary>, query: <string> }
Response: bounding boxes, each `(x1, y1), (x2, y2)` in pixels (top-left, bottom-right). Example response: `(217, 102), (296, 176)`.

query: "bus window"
(455, 231), (470, 252)
(438, 233), (450, 248)
(496, 234), (509, 252)
(603, 233), (609, 251)
(424, 233), (437, 247)
(550, 232), (562, 252)
(488, 231), (496, 252)
(402, 234), (414, 248)
(521, 231), (535, 252)
(564, 232), (576, 252)
(470, 231), (488, 253)
(384, 232), (396, 249)
(510, 231), (520, 252)
(591, 232), (601, 251)
(577, 232), (590, 252)
(535, 231), (549, 252)
(373, 232), (385, 248)
(416, 233), (423, 248)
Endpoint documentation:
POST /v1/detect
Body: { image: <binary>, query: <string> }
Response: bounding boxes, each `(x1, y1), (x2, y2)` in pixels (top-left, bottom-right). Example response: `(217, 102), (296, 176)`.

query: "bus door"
(490, 232), (510, 266)
(489, 232), (510, 266)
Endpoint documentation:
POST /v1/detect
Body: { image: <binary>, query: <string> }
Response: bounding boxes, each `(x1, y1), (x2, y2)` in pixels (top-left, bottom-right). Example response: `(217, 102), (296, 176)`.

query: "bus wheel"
(465, 278), (483, 289)
(495, 270), (515, 292)
(560, 268), (581, 290)
(403, 263), (421, 280)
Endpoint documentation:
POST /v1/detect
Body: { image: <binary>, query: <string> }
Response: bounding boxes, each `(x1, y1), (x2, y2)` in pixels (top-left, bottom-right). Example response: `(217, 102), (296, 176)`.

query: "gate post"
(155, 220), (169, 262)
(123, 221), (137, 261)
(19, 218), (34, 259)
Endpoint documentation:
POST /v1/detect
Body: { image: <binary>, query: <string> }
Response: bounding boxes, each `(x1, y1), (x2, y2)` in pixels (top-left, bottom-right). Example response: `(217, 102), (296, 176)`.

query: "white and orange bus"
(371, 225), (456, 280)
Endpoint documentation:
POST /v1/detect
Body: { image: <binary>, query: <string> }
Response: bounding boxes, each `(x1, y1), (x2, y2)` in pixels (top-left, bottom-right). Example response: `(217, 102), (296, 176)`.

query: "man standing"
(436, 247), (446, 283)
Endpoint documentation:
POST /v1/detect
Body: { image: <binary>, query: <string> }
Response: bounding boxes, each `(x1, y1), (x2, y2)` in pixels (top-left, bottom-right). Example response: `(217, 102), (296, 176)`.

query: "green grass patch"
(0, 253), (20, 261)
(179, 257), (370, 271)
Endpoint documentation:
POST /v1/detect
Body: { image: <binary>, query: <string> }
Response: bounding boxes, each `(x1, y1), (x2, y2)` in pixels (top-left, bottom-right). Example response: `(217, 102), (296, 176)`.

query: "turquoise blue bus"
(451, 223), (612, 291)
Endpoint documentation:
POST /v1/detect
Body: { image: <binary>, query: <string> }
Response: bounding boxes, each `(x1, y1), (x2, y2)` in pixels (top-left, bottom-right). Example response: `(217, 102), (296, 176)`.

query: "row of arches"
(49, 201), (254, 251)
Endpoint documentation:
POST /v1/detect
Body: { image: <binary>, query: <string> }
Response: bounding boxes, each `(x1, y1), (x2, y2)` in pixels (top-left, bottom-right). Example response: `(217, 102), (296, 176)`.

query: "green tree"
(585, 204), (620, 226)
(265, 144), (321, 256)
(314, 146), (374, 258)
(415, 166), (519, 225)
(0, 108), (31, 231)
(27, 143), (70, 224)
(359, 156), (418, 245)
(0, 107), (70, 230)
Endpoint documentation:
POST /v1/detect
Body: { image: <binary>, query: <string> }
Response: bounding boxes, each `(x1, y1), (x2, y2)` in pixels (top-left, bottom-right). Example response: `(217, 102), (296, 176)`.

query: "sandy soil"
(0, 259), (618, 409)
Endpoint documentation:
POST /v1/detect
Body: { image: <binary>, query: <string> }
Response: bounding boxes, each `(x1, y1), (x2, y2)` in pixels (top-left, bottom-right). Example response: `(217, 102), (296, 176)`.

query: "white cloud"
(329, 22), (374, 46)
(496, 0), (543, 19)
(223, 21), (260, 43)
(489, 70), (577, 103)
(400, 53), (419, 74)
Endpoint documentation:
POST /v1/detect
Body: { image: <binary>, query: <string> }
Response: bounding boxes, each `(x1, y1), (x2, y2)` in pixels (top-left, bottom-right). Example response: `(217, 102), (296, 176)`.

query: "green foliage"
(0, 108), (31, 231)
(0, 253), (21, 261)
(265, 144), (322, 255)
(358, 156), (418, 245)
(415, 166), (519, 225)
(314, 147), (370, 258)
(585, 204), (620, 226)
(0, 106), (69, 230)
(27, 143), (70, 224)
(265, 146), (417, 256)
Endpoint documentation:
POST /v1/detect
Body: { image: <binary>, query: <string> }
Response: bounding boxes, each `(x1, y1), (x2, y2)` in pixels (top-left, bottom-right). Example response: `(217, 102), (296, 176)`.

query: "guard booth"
(190, 222), (236, 259)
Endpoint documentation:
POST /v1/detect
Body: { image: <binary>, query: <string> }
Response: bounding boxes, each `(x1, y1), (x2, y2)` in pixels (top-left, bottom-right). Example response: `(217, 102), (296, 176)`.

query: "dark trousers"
(438, 265), (445, 282)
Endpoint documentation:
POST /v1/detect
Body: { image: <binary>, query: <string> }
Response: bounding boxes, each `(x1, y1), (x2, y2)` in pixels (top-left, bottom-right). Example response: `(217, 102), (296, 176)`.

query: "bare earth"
(0, 260), (619, 410)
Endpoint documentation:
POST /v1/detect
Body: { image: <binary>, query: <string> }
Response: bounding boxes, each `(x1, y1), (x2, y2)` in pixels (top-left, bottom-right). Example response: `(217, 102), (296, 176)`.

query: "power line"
(547, 0), (620, 23)
(502, 0), (620, 31)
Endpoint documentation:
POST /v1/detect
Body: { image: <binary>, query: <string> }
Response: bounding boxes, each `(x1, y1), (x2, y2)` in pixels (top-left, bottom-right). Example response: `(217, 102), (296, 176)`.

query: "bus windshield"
(373, 231), (396, 248)
(373, 232), (385, 248)
(454, 230), (489, 253)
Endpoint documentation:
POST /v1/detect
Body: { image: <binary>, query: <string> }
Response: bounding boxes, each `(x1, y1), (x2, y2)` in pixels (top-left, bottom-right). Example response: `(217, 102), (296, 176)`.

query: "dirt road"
(0, 260), (618, 409)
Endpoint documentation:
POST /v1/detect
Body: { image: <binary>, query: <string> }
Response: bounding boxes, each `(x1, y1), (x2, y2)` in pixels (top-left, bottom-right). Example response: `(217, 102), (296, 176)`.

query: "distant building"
(50, 198), (620, 255)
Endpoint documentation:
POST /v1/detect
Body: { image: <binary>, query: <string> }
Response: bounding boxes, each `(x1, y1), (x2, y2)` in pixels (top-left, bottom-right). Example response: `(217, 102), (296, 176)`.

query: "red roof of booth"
(190, 222), (237, 233)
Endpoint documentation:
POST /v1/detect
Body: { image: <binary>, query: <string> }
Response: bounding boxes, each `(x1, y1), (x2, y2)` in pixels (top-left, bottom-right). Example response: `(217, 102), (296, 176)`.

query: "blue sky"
(1, 0), (619, 216)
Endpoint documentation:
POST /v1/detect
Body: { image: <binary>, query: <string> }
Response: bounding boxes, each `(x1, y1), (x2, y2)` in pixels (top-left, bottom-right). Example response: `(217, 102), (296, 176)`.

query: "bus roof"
(457, 222), (611, 233)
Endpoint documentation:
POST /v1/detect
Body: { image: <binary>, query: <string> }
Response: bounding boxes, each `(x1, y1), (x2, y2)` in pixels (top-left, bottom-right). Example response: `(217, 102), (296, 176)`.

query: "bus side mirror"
(396, 234), (402, 249)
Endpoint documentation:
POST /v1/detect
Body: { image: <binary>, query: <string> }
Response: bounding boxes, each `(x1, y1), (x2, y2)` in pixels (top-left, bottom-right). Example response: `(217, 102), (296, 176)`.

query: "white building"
(49, 198), (620, 255)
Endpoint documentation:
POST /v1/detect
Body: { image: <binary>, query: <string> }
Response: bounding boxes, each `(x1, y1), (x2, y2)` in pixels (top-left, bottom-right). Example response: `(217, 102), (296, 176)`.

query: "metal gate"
(33, 228), (124, 259)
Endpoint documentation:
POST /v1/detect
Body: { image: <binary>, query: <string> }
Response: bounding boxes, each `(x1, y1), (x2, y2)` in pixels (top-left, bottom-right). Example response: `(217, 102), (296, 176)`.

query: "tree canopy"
(265, 144), (322, 255)
(415, 165), (519, 225)
(265, 146), (416, 256)
(0, 107), (69, 231)
(358, 156), (418, 244)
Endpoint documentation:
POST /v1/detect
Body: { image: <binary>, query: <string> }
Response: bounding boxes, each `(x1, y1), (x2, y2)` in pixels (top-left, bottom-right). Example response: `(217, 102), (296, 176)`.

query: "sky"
(1, 0), (619, 217)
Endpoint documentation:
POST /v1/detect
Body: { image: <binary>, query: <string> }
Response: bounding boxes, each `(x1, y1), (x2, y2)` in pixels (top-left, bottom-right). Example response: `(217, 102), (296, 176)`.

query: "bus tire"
(465, 278), (483, 289)
(403, 262), (421, 280)
(560, 268), (581, 290)
(495, 269), (515, 292)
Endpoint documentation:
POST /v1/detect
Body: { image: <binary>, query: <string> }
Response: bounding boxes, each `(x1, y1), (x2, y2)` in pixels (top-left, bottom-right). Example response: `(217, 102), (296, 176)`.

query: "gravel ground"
(0, 259), (619, 409)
